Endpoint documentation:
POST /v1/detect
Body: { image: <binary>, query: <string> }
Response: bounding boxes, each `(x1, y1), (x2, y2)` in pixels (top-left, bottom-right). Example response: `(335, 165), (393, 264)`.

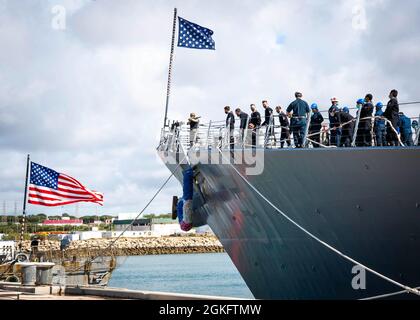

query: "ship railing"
(305, 116), (405, 148)
(159, 112), (420, 151)
(415, 114), (420, 146)
(160, 120), (270, 151)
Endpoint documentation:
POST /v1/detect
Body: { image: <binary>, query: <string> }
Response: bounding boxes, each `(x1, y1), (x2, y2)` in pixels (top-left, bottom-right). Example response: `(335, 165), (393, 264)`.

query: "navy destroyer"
(155, 8), (420, 300)
(157, 108), (420, 300)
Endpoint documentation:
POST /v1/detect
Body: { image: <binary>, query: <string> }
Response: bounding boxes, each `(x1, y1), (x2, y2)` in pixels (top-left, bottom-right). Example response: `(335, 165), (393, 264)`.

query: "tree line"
(0, 213), (117, 225)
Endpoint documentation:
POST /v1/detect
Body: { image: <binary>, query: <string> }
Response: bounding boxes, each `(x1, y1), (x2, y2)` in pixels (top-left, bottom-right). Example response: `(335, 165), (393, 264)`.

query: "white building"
(151, 223), (193, 236)
(0, 233), (4, 241)
(102, 231), (154, 238)
(58, 233), (80, 241)
(117, 213), (140, 220)
(102, 223), (195, 238)
(76, 231), (103, 240)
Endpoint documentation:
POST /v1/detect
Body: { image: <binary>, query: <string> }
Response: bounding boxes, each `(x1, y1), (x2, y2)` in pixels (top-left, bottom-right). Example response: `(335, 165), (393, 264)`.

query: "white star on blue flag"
(30, 162), (59, 189)
(177, 17), (215, 50)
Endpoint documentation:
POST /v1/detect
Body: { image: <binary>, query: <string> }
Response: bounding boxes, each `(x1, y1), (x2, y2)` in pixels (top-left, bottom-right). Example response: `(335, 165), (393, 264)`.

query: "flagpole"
(19, 154), (30, 250)
(163, 7), (178, 128)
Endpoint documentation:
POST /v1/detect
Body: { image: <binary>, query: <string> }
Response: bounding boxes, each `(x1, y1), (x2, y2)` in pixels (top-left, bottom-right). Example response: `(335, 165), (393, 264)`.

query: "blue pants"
(330, 128), (342, 147)
(375, 128), (386, 146)
(340, 127), (353, 147)
(291, 119), (306, 148)
(401, 131), (414, 146)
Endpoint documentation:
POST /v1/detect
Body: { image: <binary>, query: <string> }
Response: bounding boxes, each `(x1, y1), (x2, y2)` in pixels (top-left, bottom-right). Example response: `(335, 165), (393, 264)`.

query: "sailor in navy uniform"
(224, 106), (235, 151)
(286, 92), (310, 148)
(356, 94), (374, 147)
(383, 89), (400, 146)
(328, 97), (341, 147)
(275, 106), (291, 148)
(235, 108), (249, 144)
(308, 103), (324, 148)
(261, 100), (276, 145)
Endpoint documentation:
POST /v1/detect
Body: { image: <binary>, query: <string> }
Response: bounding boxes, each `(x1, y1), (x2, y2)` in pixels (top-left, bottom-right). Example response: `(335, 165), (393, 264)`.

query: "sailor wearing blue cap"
(356, 94), (375, 147)
(398, 112), (414, 146)
(308, 103), (324, 148)
(374, 102), (386, 146)
(336, 108), (355, 147)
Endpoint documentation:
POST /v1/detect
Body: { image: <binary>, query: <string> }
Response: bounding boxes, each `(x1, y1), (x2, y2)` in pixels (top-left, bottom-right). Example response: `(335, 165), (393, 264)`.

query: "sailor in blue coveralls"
(398, 112), (414, 146)
(412, 120), (419, 146)
(374, 102), (386, 146)
(286, 92), (310, 148)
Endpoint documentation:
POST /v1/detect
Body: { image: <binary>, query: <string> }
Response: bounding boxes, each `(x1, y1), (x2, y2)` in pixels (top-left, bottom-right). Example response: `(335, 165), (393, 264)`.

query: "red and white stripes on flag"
(28, 162), (103, 207)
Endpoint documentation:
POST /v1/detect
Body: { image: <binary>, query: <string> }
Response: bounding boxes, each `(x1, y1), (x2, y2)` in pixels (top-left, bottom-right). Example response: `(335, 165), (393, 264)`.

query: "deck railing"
(158, 108), (420, 152)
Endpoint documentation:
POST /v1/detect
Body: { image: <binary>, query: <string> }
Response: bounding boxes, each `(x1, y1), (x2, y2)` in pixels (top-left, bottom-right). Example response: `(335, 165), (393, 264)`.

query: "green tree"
(26, 216), (36, 224)
(143, 214), (156, 219)
(6, 216), (17, 224)
(80, 216), (91, 224)
(99, 215), (115, 222)
(36, 214), (47, 220)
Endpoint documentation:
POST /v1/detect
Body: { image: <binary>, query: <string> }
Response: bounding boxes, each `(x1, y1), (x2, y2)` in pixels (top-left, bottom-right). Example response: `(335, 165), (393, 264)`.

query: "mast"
(19, 154), (30, 250)
(163, 8), (178, 128)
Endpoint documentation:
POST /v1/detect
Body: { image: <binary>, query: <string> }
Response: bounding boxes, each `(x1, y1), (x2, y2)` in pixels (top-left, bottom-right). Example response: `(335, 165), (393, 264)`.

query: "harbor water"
(108, 253), (254, 299)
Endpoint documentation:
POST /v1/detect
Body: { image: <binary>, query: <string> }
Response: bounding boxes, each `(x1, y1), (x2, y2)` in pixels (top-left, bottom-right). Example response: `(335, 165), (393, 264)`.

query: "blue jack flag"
(177, 17), (215, 50)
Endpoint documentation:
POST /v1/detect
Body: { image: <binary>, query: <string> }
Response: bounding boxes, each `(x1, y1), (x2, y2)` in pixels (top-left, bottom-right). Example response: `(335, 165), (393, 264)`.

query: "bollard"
(36, 263), (55, 285)
(19, 263), (37, 286)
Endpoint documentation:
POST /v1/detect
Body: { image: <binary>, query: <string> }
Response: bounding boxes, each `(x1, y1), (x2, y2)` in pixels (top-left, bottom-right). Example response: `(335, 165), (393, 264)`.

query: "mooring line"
(217, 148), (420, 297)
(66, 153), (188, 274)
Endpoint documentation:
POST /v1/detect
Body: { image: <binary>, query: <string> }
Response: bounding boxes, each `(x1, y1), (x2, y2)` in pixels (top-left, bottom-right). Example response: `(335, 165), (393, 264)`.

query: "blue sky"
(0, 0), (419, 216)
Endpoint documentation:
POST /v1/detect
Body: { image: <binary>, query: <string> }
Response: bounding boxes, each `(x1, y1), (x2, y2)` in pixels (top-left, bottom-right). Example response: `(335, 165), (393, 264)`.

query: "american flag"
(28, 162), (103, 207)
(177, 17), (215, 50)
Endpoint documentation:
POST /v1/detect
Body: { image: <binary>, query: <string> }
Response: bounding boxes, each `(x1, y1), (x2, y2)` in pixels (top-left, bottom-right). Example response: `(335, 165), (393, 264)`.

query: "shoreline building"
(113, 218), (152, 232)
(42, 216), (83, 227)
(104, 214), (202, 238)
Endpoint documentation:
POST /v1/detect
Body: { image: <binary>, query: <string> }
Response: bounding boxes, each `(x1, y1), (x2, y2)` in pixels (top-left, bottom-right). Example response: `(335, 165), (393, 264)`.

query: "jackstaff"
(162, 8), (216, 127)
(19, 154), (30, 250)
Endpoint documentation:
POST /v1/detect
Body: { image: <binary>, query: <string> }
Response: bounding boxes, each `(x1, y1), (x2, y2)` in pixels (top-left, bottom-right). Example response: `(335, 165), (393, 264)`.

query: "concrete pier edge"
(0, 282), (247, 300)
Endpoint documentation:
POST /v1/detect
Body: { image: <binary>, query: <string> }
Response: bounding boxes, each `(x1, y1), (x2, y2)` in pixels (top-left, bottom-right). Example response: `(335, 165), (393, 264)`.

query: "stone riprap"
(19, 236), (225, 257)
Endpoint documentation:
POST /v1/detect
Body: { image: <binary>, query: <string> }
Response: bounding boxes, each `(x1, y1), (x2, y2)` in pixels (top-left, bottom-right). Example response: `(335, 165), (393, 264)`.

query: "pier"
(0, 282), (243, 300)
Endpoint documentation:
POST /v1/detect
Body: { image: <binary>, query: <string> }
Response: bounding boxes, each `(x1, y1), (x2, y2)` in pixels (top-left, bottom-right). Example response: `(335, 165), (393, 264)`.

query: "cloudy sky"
(0, 0), (419, 217)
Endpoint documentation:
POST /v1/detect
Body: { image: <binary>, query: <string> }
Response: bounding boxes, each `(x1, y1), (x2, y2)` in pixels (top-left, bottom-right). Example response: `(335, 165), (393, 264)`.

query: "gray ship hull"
(159, 147), (420, 299)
